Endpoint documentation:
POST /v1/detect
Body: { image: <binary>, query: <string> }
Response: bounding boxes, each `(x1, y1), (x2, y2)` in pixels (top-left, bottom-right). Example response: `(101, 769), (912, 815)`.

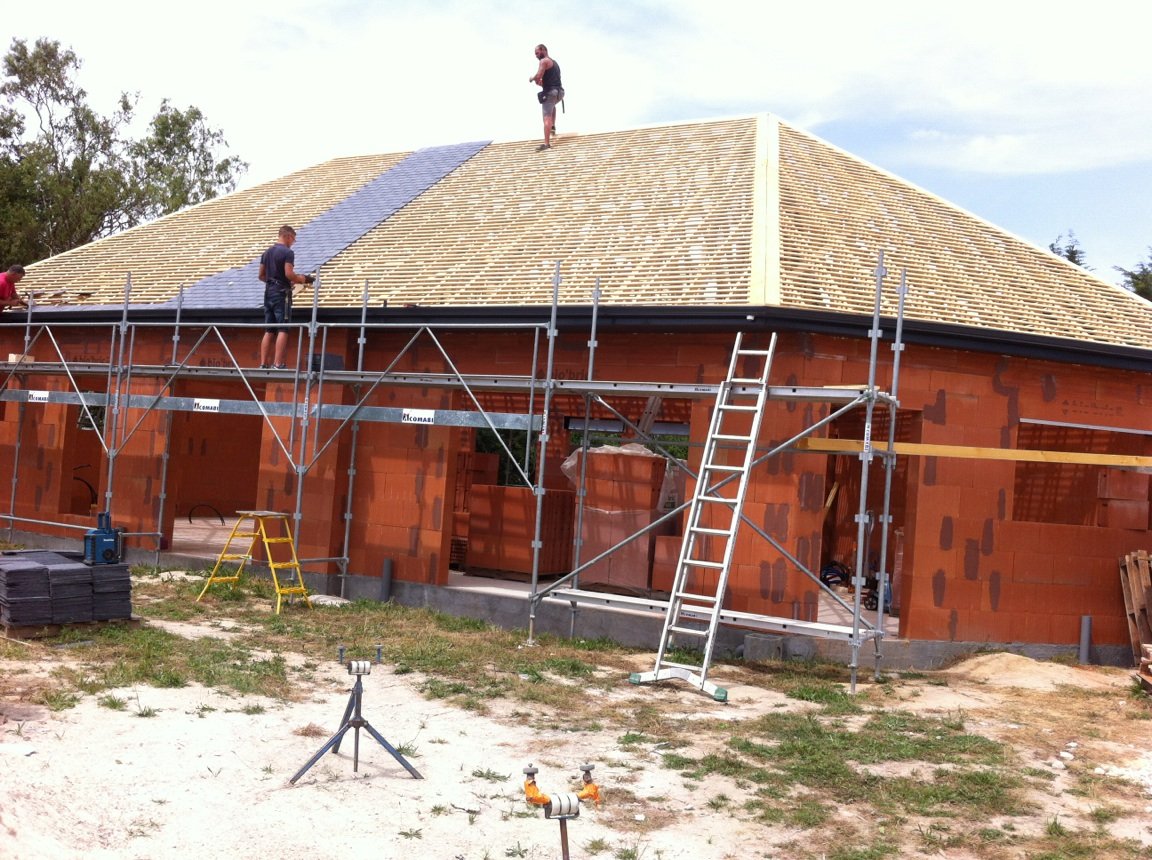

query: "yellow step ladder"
(196, 511), (312, 614)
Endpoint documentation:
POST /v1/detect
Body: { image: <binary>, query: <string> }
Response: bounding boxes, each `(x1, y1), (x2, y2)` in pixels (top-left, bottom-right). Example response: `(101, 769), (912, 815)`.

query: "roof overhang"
(10, 304), (1151, 373)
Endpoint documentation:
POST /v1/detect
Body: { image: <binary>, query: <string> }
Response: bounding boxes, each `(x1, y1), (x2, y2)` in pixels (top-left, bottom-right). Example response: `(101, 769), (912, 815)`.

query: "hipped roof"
(19, 114), (1152, 350)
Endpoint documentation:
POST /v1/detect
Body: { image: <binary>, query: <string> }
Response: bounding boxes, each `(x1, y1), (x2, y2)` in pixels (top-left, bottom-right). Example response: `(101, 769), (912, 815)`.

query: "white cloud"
(4, 0), (1151, 277)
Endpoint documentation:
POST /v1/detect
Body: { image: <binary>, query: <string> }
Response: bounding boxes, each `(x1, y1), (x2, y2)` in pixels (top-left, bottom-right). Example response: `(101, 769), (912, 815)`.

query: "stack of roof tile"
(48, 564), (94, 624)
(0, 560), (52, 626)
(92, 565), (133, 621)
(0, 551), (132, 627)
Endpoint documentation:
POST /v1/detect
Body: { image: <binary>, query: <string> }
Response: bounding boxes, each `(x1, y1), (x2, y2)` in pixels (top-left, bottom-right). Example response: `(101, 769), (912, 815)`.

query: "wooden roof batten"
(11, 113), (1152, 353)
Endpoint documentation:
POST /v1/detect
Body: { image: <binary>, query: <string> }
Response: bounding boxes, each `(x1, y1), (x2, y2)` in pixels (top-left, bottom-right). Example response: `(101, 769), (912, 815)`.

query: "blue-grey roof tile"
(175, 140), (490, 310)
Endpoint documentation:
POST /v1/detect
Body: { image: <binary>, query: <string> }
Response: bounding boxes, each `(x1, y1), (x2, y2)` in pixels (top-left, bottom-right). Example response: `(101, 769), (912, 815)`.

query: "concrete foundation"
(336, 567), (1133, 670)
(13, 531), (1130, 671)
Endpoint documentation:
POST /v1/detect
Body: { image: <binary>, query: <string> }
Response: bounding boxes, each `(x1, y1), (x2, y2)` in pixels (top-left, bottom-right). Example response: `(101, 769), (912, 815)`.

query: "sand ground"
(1, 616), (1148, 859)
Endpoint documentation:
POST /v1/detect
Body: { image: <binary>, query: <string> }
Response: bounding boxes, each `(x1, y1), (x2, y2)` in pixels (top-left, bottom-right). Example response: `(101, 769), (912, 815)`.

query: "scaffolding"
(535, 255), (904, 690)
(0, 258), (907, 688)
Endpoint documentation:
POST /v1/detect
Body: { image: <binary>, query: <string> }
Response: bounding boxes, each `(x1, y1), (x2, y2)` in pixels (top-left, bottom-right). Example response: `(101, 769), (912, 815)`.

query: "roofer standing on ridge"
(258, 225), (314, 369)
(0, 265), (28, 311)
(529, 43), (563, 151)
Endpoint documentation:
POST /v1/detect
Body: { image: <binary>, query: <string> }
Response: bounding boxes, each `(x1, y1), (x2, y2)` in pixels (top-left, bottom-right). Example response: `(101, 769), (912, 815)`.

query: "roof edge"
(9, 304), (1151, 373)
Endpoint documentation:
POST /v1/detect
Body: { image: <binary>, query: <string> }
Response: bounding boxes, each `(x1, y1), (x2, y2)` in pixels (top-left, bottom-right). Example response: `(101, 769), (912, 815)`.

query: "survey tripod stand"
(290, 648), (423, 784)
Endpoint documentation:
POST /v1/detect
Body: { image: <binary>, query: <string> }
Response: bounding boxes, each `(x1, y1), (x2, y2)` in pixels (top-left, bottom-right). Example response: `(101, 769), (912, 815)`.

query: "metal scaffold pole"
(848, 252), (888, 693)
(568, 278), (601, 638)
(871, 269), (909, 679)
(336, 280), (372, 597)
(527, 262), (563, 644)
(102, 274), (134, 518)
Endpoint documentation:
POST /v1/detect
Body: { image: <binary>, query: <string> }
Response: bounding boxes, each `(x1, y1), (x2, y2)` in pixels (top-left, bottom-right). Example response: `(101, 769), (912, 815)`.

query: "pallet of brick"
(91, 565), (132, 621)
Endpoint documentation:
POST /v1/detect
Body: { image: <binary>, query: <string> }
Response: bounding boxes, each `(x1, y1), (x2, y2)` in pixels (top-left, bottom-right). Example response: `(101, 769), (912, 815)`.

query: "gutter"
(8, 304), (1151, 373)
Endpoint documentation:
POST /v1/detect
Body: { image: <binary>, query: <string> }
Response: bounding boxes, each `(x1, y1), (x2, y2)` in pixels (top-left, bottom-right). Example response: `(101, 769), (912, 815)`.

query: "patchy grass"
(5, 573), (1152, 859)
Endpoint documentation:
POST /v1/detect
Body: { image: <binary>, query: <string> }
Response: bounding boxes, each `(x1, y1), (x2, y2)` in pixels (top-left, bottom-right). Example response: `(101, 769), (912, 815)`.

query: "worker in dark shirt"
(529, 44), (564, 151)
(258, 225), (314, 369)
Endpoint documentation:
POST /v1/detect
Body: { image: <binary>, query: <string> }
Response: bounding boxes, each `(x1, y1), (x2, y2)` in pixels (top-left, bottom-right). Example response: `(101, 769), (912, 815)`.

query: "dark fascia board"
(13, 303), (1152, 372)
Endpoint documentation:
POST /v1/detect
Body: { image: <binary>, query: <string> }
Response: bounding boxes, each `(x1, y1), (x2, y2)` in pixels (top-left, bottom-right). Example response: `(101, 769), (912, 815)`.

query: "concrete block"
(742, 632), (784, 662)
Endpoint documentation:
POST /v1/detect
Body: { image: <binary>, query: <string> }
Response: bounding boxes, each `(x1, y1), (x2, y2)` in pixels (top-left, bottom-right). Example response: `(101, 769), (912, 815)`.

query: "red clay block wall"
(466, 485), (574, 575)
(0, 320), (1148, 653)
(165, 379), (262, 523)
(335, 381), (459, 586)
(895, 348), (1148, 647)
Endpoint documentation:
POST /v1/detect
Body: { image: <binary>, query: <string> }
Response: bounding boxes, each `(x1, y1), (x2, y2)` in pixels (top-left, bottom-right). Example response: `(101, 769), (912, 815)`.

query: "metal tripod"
(290, 668), (423, 783)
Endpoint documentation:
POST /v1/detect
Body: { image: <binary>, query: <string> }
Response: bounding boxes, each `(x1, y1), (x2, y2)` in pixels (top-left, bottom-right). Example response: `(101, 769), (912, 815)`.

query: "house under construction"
(3, 114), (1150, 674)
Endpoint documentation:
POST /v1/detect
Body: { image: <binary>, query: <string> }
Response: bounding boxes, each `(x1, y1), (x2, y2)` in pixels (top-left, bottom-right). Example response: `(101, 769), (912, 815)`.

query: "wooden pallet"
(1139, 644), (1152, 694)
(1119, 551), (1152, 671)
(1, 615), (141, 642)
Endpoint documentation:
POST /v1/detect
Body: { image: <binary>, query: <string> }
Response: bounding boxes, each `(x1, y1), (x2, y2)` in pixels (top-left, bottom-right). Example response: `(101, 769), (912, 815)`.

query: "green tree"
(1049, 230), (1088, 268)
(1116, 250), (1152, 302)
(0, 37), (247, 264)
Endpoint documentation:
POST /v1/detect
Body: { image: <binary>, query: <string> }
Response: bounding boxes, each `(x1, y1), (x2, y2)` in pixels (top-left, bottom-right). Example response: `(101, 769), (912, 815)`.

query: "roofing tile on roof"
(22, 152), (409, 309)
(177, 141), (490, 309)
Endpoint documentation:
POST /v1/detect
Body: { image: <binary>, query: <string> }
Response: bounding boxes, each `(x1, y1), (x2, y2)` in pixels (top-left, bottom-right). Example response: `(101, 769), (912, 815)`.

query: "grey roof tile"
(174, 140), (489, 309)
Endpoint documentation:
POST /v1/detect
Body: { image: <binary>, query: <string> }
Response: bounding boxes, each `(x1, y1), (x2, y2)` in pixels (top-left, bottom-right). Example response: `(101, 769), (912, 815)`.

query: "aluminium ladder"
(196, 511), (312, 614)
(630, 332), (775, 701)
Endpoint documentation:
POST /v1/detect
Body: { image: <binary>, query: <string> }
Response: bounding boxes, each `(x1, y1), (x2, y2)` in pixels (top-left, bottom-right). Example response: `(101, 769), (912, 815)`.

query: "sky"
(6, 0), (1152, 286)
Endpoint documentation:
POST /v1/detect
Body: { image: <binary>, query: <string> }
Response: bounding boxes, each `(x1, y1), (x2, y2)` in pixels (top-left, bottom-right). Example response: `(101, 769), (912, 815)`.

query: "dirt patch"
(940, 651), (1126, 691)
(1, 619), (1150, 859)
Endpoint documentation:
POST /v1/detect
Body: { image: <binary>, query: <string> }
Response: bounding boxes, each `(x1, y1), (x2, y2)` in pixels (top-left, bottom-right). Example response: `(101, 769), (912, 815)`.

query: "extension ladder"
(196, 511), (312, 614)
(631, 333), (775, 701)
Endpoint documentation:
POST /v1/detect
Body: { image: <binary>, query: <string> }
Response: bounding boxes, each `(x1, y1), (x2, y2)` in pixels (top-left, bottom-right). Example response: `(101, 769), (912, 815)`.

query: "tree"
(1116, 250), (1152, 302)
(1049, 230), (1089, 268)
(0, 37), (247, 264)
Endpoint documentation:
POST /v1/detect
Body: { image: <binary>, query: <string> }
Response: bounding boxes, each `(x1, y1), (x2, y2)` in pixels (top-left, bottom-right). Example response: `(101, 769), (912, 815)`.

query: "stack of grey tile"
(48, 562), (94, 624)
(0, 559), (52, 626)
(91, 563), (132, 620)
(0, 550), (133, 626)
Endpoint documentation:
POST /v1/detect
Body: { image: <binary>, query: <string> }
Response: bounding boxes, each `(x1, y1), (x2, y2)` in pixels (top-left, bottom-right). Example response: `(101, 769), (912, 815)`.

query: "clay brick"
(650, 535), (681, 592)
(1078, 585), (1126, 616)
(1097, 470), (1150, 501)
(1088, 614), (1131, 647)
(999, 521), (1043, 554)
(582, 477), (662, 511)
(1009, 613), (1052, 644)
(1096, 499), (1149, 530)
(802, 356), (846, 386)
(990, 581), (1042, 614)
(927, 370), (986, 397)
(907, 546), (959, 581)
(957, 426), (1005, 448)
(964, 611), (1013, 643)
(1048, 614), (1083, 644)
(915, 486), (963, 524)
(940, 578), (984, 611)
(906, 608), (963, 641)
(1011, 551), (1058, 585)
(1047, 561), (1094, 586)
